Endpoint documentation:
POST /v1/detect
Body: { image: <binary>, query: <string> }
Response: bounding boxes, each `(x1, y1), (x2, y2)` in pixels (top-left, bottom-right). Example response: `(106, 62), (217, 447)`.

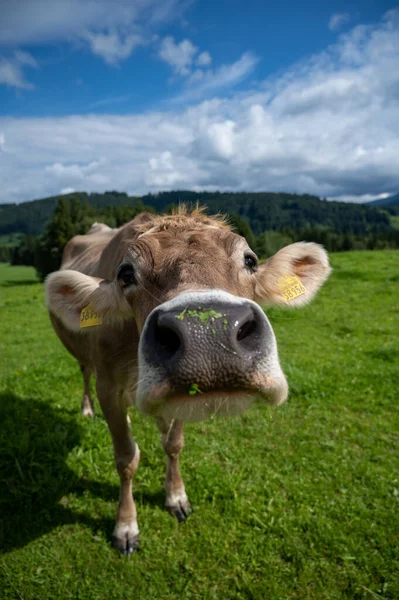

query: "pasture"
(0, 252), (398, 600)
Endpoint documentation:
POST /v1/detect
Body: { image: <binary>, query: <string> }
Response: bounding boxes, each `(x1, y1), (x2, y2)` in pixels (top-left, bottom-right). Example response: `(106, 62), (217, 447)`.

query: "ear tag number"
(278, 275), (306, 302)
(80, 304), (103, 328)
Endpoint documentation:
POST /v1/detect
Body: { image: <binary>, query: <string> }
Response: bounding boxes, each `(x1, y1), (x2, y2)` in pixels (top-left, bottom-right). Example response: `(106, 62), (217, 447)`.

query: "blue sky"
(0, 0), (398, 203)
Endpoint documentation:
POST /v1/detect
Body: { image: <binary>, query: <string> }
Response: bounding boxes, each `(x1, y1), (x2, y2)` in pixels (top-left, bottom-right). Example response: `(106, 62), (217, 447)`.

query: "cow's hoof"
(112, 534), (139, 555)
(166, 492), (192, 522)
(81, 395), (94, 417)
(81, 406), (94, 418)
(112, 521), (139, 555)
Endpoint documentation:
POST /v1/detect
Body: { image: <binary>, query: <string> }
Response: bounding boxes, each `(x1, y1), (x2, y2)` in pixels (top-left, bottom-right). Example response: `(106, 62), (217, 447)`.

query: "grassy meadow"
(0, 252), (398, 600)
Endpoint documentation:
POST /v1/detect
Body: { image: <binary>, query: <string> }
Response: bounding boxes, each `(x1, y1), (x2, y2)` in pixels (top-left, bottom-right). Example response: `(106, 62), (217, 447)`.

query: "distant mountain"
(0, 189), (393, 237)
(0, 191), (139, 236)
(141, 190), (392, 235)
(368, 193), (399, 207)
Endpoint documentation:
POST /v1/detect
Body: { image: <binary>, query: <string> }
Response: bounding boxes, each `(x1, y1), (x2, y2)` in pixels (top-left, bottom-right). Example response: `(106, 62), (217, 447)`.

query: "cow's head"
(46, 208), (331, 421)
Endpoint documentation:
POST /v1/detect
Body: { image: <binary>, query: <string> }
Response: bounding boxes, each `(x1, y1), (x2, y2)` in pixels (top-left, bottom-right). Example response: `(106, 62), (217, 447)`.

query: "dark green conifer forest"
(0, 190), (398, 278)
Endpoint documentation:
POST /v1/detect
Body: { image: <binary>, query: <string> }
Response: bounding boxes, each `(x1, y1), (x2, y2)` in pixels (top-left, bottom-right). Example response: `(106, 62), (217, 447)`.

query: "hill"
(140, 191), (391, 235)
(0, 190), (392, 238)
(368, 193), (399, 207)
(0, 191), (139, 237)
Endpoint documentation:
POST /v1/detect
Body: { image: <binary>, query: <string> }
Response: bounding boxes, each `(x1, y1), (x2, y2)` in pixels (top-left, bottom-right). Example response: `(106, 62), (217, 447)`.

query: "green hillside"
(0, 190), (392, 238)
(368, 193), (399, 207)
(141, 191), (391, 235)
(0, 191), (138, 236)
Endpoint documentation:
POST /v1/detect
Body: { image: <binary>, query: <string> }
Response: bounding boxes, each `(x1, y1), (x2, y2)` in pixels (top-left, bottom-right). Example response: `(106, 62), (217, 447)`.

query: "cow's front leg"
(156, 418), (191, 522)
(97, 386), (140, 555)
(80, 364), (94, 417)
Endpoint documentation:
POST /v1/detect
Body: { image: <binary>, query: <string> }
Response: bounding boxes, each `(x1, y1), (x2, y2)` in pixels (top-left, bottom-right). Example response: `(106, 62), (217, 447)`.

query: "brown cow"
(45, 207), (331, 554)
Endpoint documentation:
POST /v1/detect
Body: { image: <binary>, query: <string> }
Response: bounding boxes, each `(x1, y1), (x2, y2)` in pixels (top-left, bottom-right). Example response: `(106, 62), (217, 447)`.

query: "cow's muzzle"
(136, 290), (288, 421)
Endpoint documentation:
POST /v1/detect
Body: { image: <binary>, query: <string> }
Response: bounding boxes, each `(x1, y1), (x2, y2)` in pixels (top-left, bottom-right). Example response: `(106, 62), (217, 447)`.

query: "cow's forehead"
(129, 226), (245, 266)
(134, 208), (232, 236)
(120, 225), (252, 307)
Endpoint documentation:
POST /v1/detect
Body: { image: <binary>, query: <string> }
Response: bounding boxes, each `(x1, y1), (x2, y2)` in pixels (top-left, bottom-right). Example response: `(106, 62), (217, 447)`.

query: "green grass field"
(0, 253), (398, 600)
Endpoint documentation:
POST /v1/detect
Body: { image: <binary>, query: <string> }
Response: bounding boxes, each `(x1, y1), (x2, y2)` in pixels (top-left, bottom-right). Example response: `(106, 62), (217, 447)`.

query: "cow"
(45, 206), (331, 554)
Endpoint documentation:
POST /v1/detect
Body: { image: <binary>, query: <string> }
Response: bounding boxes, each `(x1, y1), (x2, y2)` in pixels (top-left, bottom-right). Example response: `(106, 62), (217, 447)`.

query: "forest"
(1, 189), (397, 238)
(0, 190), (398, 278)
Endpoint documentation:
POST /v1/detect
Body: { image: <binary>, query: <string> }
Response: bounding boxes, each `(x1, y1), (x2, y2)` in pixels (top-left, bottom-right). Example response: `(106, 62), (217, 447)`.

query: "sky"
(0, 0), (398, 204)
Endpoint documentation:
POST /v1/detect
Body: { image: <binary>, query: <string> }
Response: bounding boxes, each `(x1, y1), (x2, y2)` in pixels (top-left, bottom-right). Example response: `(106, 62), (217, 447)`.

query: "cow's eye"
(117, 263), (137, 288)
(244, 253), (258, 271)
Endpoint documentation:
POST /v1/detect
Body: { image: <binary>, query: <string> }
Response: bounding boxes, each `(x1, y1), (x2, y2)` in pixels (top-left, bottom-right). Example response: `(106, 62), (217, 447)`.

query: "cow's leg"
(157, 418), (191, 522)
(80, 364), (94, 417)
(97, 386), (140, 555)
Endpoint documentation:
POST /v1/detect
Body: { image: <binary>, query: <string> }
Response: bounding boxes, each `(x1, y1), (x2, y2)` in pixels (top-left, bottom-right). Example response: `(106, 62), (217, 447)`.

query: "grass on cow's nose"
(176, 308), (226, 323)
(188, 383), (203, 396)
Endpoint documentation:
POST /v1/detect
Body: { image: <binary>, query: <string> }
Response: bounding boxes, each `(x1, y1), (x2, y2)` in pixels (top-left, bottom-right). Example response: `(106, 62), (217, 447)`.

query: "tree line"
(2, 195), (399, 280)
(7, 197), (152, 279)
(1, 189), (396, 238)
(141, 191), (394, 235)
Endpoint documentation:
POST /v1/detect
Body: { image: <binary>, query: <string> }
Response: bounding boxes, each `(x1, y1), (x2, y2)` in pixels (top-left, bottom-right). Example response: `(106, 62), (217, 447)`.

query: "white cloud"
(330, 192), (392, 203)
(329, 13), (350, 32)
(158, 37), (214, 78)
(13, 50), (38, 68)
(89, 94), (131, 109)
(85, 31), (143, 65)
(157, 38), (253, 96)
(1, 10), (399, 204)
(45, 159), (107, 184)
(196, 51), (212, 67)
(182, 52), (258, 100)
(159, 36), (198, 75)
(192, 120), (236, 160)
(60, 187), (75, 195)
(0, 50), (37, 89)
(0, 0), (189, 64)
(148, 151), (186, 186)
(0, 58), (28, 88)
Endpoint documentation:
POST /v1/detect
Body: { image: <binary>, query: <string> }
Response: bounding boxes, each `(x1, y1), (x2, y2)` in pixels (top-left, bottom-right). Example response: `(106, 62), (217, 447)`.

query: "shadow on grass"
(0, 279), (39, 287)
(0, 392), (164, 553)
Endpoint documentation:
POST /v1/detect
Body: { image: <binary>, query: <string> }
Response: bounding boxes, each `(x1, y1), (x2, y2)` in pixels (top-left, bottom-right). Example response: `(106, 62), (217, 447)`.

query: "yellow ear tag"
(80, 303), (103, 328)
(278, 275), (306, 302)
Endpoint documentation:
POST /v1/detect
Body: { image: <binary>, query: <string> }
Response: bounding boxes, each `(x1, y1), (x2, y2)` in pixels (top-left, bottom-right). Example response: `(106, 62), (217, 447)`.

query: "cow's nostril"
(237, 318), (257, 342)
(154, 324), (181, 359)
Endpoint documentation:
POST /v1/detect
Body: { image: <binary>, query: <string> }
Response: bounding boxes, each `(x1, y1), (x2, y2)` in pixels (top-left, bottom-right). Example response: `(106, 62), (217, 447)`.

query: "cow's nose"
(148, 303), (261, 363)
(151, 311), (185, 362)
(141, 300), (270, 389)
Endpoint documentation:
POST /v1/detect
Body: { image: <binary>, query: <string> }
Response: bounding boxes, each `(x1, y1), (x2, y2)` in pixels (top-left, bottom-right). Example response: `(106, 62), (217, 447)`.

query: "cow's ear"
(254, 242), (331, 307)
(45, 270), (128, 332)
